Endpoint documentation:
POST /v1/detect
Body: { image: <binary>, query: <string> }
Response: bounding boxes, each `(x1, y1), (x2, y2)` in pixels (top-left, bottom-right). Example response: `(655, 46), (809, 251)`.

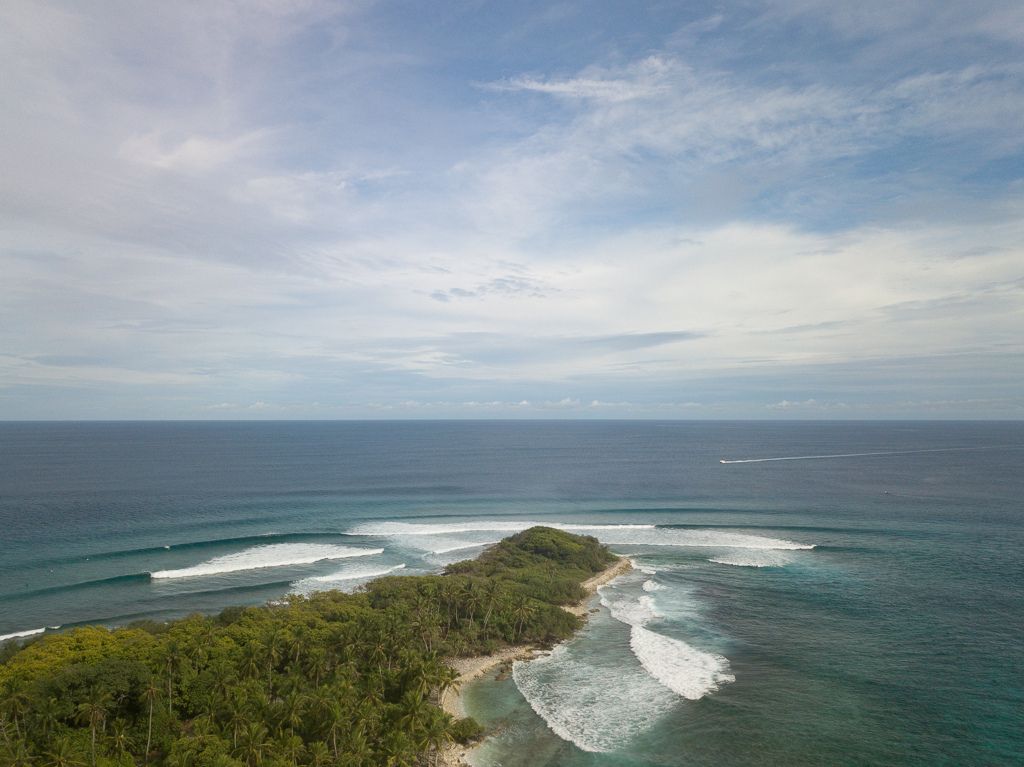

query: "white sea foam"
(601, 579), (735, 700)
(629, 626), (734, 700)
(513, 643), (678, 752)
(709, 550), (796, 567)
(151, 543), (383, 579)
(290, 564), (406, 595)
(599, 589), (663, 626)
(0, 627), (46, 642)
(350, 521), (656, 537)
(394, 536), (499, 555)
(350, 520), (812, 551)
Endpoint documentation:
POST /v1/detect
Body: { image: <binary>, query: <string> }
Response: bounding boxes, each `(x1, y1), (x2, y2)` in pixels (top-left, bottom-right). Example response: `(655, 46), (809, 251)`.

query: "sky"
(1, 0), (1023, 419)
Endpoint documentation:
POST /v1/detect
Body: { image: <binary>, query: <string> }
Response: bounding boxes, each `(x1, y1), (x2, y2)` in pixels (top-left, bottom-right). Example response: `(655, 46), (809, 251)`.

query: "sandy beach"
(436, 556), (633, 766)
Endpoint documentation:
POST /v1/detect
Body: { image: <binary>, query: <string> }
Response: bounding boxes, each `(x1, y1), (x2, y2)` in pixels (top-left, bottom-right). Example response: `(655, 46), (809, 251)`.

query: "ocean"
(1, 420), (1022, 765)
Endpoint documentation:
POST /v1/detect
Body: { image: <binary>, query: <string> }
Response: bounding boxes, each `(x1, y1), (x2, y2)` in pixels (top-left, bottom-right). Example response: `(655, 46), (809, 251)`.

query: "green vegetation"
(0, 528), (616, 767)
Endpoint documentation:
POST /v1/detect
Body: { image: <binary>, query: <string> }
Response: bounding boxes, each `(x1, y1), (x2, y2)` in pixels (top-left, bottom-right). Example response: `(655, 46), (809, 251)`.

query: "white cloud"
(120, 131), (268, 173)
(1, 1), (1022, 418)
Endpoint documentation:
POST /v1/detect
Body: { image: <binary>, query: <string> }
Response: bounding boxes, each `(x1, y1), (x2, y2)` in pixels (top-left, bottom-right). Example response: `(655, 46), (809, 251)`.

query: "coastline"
(437, 556), (633, 766)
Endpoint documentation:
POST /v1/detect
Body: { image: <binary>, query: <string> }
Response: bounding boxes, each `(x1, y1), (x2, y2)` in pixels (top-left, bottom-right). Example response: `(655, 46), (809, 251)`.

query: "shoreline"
(436, 556), (633, 766)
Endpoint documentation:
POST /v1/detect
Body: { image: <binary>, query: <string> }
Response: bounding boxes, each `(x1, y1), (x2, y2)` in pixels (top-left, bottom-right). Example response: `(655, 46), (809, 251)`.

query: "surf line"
(719, 445), (1016, 464)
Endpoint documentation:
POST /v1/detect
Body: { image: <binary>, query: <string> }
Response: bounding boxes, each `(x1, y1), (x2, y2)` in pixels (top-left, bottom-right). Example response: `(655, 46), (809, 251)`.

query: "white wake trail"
(719, 445), (1014, 464)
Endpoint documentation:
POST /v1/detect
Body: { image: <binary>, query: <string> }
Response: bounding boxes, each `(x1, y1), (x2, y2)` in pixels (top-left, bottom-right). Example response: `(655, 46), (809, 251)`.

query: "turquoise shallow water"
(1, 421), (1022, 764)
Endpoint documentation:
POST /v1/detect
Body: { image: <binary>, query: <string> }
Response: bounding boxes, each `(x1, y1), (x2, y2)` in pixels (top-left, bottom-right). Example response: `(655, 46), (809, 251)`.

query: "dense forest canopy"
(0, 528), (617, 767)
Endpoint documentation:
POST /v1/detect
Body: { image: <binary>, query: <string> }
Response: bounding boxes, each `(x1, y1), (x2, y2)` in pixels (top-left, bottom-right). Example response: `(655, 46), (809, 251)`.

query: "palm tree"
(280, 734), (304, 767)
(209, 754), (240, 767)
(4, 739), (34, 767)
(304, 648), (331, 689)
(40, 737), (86, 767)
(262, 629), (289, 690)
(434, 666), (460, 706)
(380, 731), (413, 767)
(279, 690), (305, 738)
(224, 694), (248, 751)
(234, 722), (268, 767)
(289, 624), (310, 664)
(160, 637), (184, 716)
(397, 691), (429, 735)
(368, 634), (387, 683)
(139, 678), (160, 762)
(342, 728), (371, 767)
(186, 635), (207, 674)
(461, 582), (482, 627)
(512, 595), (536, 639)
(207, 659), (236, 715)
(1, 676), (30, 739)
(75, 687), (112, 767)
(104, 719), (133, 767)
(305, 741), (329, 767)
(31, 697), (67, 742)
(1, 710), (14, 751)
(239, 642), (262, 682)
(322, 702), (347, 760)
(418, 712), (452, 767)
(481, 580), (504, 638)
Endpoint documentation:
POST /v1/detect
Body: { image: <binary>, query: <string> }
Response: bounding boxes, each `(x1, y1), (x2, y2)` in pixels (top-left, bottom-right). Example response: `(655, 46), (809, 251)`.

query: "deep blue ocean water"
(1, 421), (1022, 765)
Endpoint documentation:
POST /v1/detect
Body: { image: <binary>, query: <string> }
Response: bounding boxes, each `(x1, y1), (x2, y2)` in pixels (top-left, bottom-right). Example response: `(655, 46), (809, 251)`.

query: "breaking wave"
(600, 590), (663, 626)
(630, 625), (734, 699)
(151, 544), (382, 579)
(351, 520), (812, 551)
(290, 564), (407, 596)
(513, 644), (679, 753)
(600, 581), (735, 701)
(350, 521), (655, 537)
(0, 627), (47, 643)
(709, 550), (796, 567)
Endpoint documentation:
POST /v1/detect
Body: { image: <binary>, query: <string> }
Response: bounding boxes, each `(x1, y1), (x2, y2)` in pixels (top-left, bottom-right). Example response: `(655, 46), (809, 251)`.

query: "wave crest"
(630, 626), (734, 700)
(290, 564), (407, 596)
(151, 544), (382, 579)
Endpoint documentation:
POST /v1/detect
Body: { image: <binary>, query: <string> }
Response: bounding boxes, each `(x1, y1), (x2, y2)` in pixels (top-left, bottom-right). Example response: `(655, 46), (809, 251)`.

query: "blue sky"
(1, 0), (1022, 419)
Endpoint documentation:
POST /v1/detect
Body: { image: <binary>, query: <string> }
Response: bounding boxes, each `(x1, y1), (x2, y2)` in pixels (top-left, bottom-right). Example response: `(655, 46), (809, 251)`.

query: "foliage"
(0, 527), (617, 767)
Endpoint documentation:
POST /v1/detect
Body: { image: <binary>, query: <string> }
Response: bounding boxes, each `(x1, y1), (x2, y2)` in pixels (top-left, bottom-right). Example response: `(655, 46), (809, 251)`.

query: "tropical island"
(0, 527), (627, 767)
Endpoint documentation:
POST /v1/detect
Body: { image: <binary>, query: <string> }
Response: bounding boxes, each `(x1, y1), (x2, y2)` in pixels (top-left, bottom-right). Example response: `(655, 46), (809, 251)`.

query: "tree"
(159, 638), (184, 717)
(235, 722), (268, 767)
(304, 649), (331, 689)
(261, 630), (288, 690)
(39, 737), (86, 767)
(512, 596), (536, 639)
(481, 580), (503, 638)
(74, 687), (112, 767)
(305, 741), (329, 767)
(224, 694), (248, 751)
(419, 712), (452, 767)
(30, 697), (68, 742)
(397, 692), (429, 735)
(321, 702), (346, 760)
(279, 734), (304, 767)
(0, 677), (30, 740)
(104, 719), (133, 767)
(278, 690), (305, 738)
(139, 677), (160, 762)
(3, 739), (34, 767)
